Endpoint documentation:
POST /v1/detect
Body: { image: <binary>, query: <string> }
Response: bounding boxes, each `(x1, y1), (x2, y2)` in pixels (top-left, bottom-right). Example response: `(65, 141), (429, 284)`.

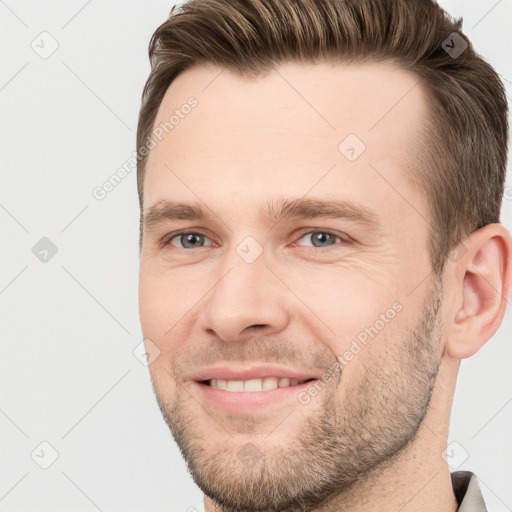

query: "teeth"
(209, 377), (306, 392)
(262, 377), (278, 390)
(245, 378), (264, 391)
(227, 380), (244, 392)
(278, 378), (290, 388)
(216, 379), (228, 390)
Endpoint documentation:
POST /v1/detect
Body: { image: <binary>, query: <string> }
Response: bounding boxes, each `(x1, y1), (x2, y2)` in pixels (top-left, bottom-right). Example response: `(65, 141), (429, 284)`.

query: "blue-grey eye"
(169, 232), (211, 249)
(298, 231), (342, 248)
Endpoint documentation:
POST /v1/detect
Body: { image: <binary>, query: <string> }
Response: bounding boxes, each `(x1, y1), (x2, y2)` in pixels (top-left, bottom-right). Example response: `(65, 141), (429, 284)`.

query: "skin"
(138, 61), (512, 511)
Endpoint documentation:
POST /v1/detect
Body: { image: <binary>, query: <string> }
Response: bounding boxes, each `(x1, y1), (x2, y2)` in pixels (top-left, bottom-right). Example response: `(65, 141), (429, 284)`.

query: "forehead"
(143, 60), (428, 227)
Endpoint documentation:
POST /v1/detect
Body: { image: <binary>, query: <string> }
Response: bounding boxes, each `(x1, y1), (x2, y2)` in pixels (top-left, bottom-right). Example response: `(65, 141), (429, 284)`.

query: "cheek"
(291, 264), (399, 327)
(139, 265), (210, 371)
(139, 265), (193, 334)
(287, 266), (405, 371)
(139, 277), (177, 374)
(138, 276), (166, 339)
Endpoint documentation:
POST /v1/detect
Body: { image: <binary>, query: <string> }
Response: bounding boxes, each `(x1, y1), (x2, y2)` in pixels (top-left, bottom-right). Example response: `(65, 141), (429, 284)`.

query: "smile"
(206, 377), (315, 392)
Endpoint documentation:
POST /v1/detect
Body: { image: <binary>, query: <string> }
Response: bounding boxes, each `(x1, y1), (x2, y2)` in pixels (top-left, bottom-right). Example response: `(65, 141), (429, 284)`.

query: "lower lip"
(194, 380), (317, 412)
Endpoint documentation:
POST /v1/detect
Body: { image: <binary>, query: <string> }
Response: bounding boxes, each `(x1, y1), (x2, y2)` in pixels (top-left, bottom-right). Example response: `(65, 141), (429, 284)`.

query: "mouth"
(194, 376), (319, 412)
(190, 364), (322, 412)
(201, 377), (317, 392)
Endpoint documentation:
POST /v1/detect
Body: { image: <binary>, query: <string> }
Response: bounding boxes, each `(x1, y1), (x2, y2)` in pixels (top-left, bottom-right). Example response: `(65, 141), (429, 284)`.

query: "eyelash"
(161, 229), (352, 250)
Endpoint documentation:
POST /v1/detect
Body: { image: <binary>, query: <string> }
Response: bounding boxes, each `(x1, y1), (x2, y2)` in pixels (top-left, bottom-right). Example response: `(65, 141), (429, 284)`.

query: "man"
(136, 0), (511, 510)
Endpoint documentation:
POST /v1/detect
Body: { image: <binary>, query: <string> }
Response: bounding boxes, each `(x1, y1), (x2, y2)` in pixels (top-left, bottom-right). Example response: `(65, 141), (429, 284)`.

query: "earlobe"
(445, 224), (512, 360)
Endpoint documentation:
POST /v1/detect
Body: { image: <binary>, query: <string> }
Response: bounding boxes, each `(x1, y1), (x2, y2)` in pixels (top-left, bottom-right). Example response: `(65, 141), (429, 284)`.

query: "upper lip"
(192, 364), (320, 382)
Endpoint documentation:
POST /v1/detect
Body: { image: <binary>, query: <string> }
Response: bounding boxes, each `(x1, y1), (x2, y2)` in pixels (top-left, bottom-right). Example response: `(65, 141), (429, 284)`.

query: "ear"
(443, 223), (512, 359)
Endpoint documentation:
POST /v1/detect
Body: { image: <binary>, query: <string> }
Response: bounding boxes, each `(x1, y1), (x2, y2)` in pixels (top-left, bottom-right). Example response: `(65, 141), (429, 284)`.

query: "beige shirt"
(452, 471), (487, 512)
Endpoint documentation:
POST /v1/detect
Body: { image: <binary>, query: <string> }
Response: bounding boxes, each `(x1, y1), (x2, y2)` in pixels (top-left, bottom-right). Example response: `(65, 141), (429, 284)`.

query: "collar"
(451, 471), (487, 512)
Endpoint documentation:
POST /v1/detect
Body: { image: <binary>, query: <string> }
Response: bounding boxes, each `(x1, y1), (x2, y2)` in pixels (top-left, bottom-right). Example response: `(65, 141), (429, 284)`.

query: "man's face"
(138, 62), (445, 510)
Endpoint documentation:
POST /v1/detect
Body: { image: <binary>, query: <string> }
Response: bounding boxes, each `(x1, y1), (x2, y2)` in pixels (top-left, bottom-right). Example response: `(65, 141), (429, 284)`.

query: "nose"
(199, 249), (291, 342)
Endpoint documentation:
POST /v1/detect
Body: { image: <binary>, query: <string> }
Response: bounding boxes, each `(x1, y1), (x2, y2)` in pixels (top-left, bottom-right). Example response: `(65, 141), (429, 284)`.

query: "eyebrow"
(142, 197), (383, 233)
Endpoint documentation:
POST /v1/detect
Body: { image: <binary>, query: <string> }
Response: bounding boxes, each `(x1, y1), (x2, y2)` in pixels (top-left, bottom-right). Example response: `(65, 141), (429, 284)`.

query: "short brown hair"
(136, 0), (508, 275)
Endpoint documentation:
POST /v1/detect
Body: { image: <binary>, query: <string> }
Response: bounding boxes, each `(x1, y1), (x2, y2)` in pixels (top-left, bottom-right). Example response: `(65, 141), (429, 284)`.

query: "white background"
(1, 0), (511, 510)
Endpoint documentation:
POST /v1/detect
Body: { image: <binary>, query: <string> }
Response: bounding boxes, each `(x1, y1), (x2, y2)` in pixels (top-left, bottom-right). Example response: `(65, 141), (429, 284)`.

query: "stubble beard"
(152, 278), (443, 511)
